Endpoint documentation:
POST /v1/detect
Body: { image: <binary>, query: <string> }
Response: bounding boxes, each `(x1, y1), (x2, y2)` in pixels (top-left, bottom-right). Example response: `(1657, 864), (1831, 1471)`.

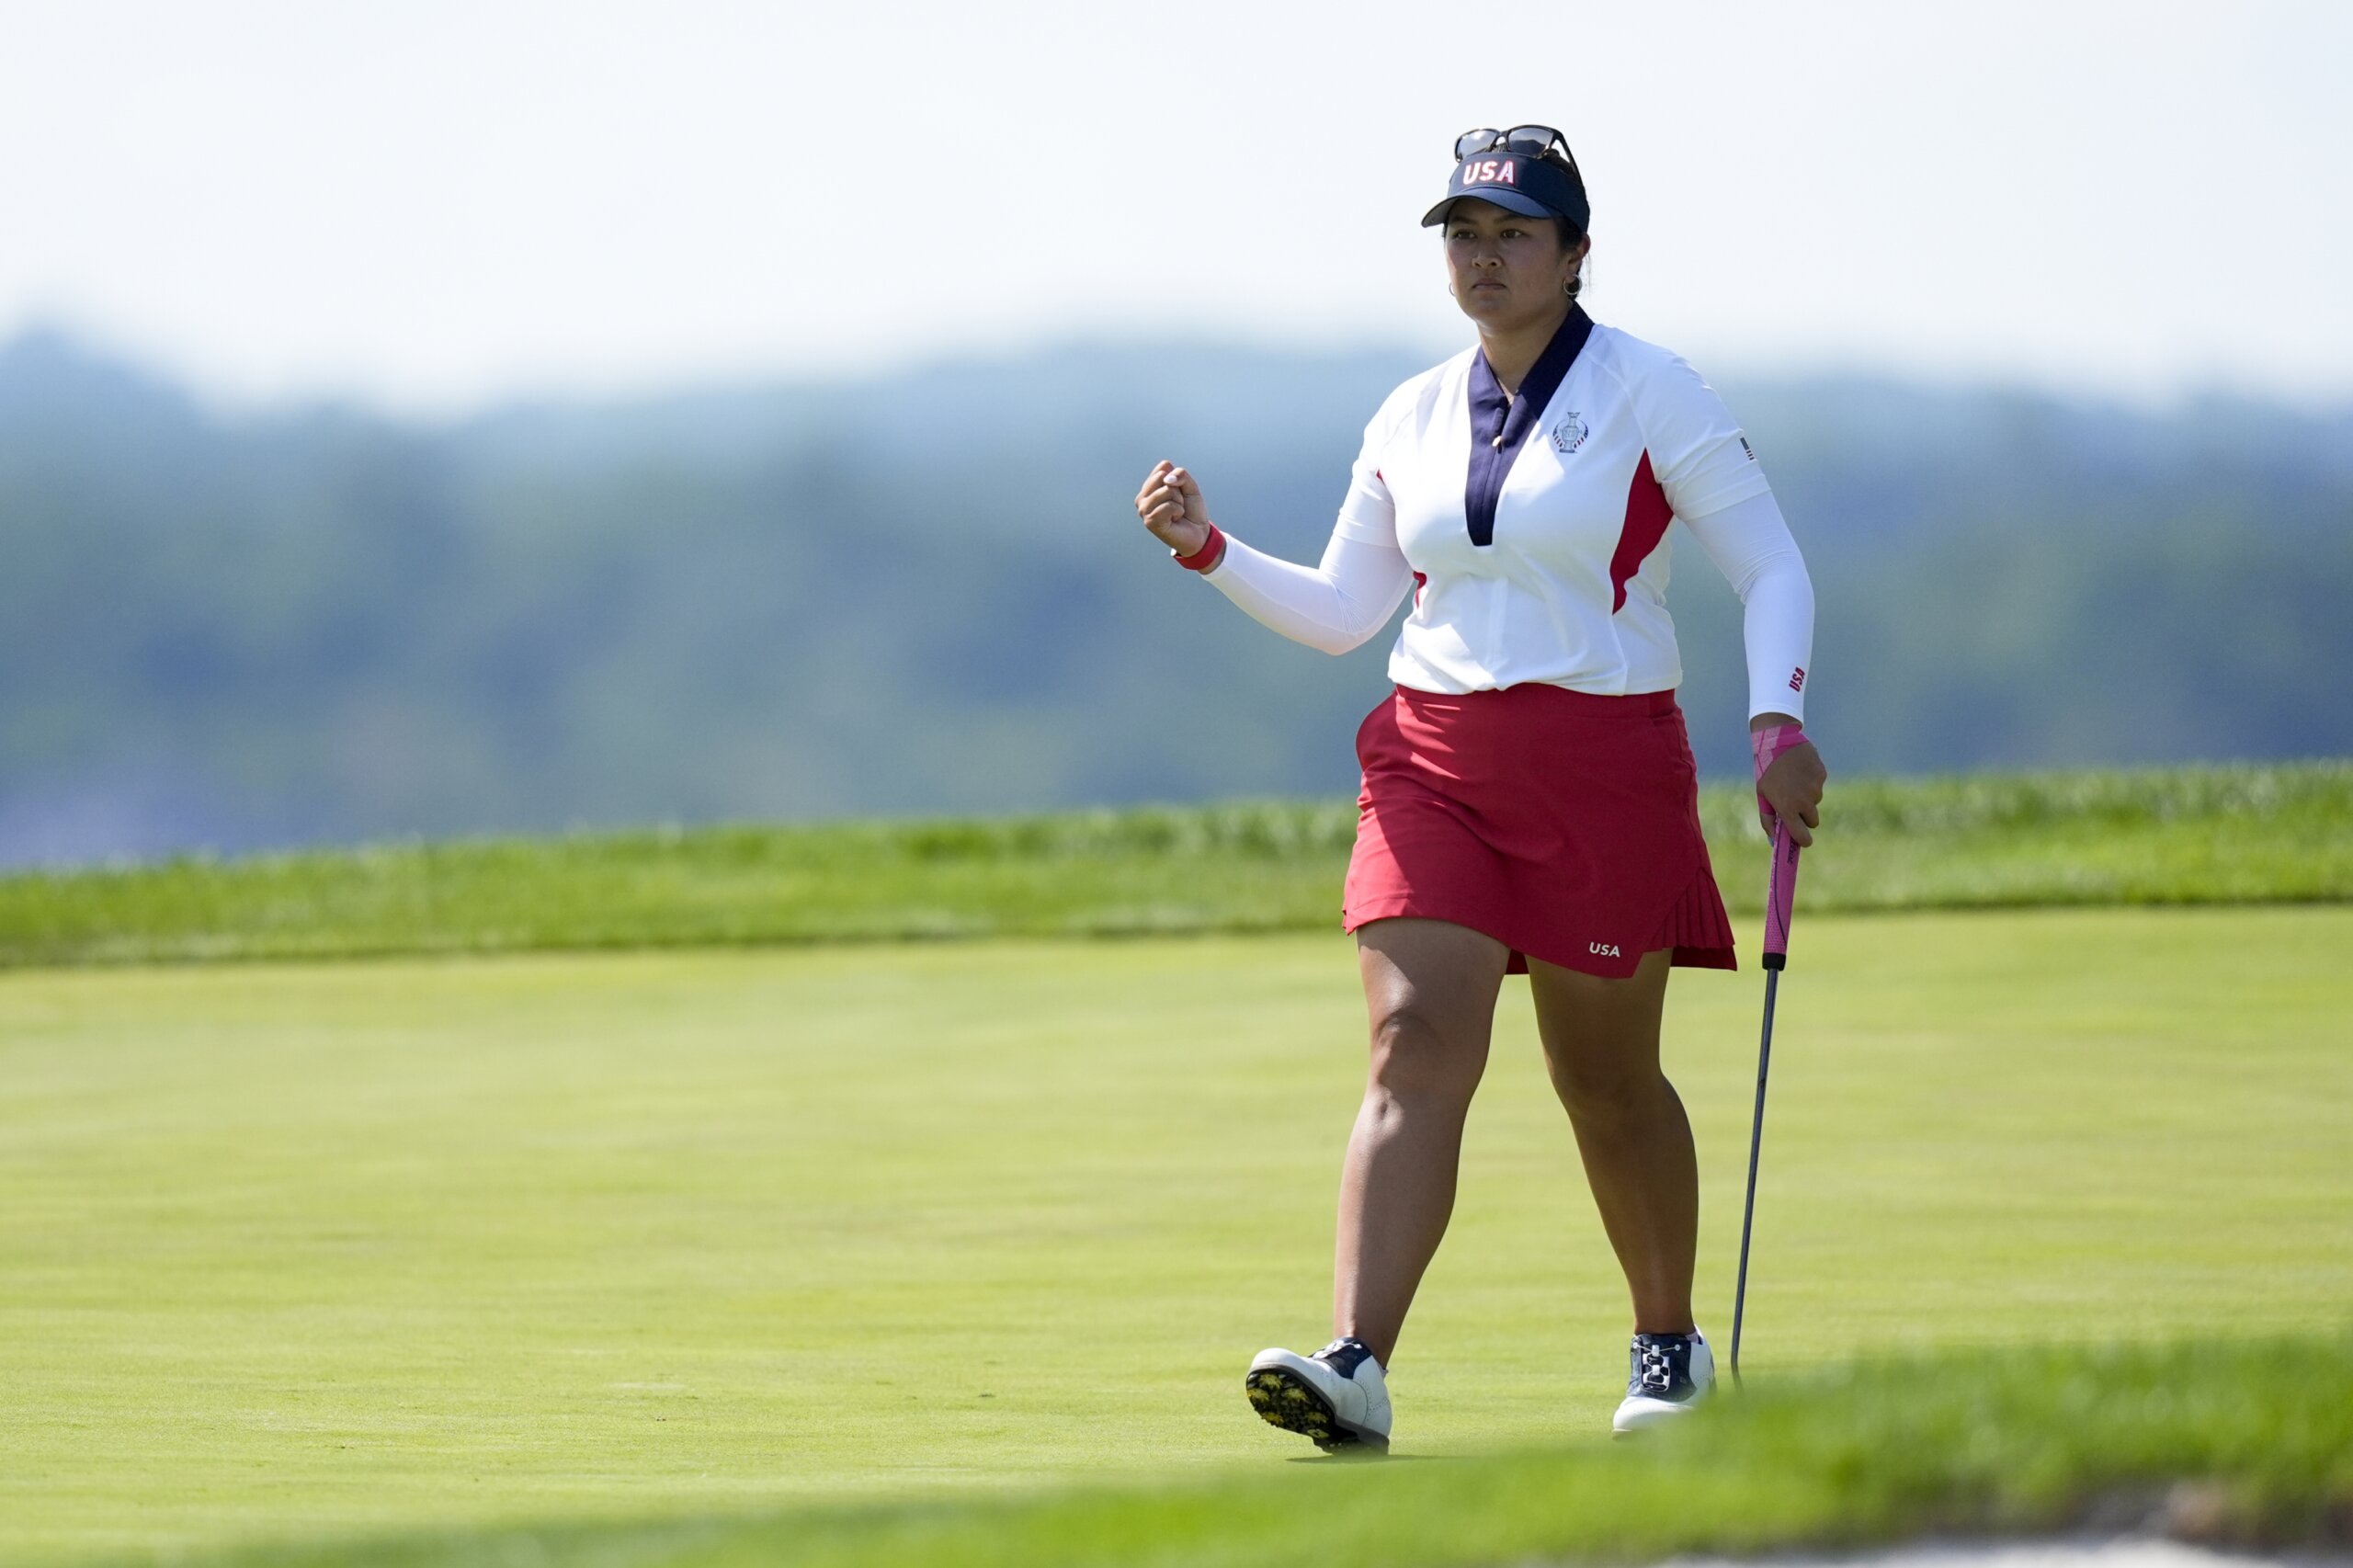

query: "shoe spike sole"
(1244, 1366), (1387, 1455)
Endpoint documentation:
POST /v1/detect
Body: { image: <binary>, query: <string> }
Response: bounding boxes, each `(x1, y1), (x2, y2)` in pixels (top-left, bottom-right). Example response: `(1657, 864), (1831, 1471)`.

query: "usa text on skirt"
(1341, 682), (1736, 979)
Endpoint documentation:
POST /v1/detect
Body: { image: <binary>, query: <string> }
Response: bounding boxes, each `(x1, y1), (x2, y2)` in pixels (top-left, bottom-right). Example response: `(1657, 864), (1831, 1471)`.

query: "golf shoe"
(1245, 1335), (1392, 1453)
(1611, 1328), (1714, 1434)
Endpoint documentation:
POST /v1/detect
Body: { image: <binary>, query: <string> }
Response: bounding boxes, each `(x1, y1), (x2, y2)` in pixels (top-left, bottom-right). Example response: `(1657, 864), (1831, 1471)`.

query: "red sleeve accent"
(1608, 449), (1674, 613)
(1173, 522), (1226, 573)
(1412, 569), (1427, 608)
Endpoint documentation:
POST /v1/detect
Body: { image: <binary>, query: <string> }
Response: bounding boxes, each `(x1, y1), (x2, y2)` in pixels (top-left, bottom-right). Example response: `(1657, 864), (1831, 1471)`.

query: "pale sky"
(3, 0), (2346, 414)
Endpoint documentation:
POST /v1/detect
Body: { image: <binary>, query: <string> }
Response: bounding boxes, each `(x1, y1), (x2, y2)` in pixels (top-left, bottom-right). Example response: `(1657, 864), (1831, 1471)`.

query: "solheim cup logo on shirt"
(1552, 412), (1590, 454)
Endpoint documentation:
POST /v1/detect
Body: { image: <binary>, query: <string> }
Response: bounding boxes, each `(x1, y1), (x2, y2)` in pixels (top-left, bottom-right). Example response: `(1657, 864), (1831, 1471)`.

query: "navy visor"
(1421, 152), (1590, 231)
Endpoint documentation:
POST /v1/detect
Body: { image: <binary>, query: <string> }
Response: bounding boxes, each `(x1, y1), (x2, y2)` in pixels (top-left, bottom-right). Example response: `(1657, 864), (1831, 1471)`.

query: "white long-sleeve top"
(1195, 317), (1815, 722)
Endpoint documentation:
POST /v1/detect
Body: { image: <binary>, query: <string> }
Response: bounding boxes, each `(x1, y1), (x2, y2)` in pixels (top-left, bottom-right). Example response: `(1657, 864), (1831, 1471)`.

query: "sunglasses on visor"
(1453, 125), (1582, 180)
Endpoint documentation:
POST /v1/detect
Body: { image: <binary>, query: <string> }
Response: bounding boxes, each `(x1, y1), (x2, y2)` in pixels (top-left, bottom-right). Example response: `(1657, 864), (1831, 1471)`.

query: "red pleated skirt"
(1341, 682), (1736, 979)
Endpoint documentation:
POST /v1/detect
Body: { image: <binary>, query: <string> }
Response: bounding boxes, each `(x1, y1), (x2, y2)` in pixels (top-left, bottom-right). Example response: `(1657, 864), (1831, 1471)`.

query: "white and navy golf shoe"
(1611, 1328), (1715, 1435)
(1245, 1335), (1392, 1453)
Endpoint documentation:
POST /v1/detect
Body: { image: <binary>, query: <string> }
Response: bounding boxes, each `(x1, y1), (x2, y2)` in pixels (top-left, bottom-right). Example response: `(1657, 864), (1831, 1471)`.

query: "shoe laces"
(1635, 1337), (1679, 1395)
(1313, 1337), (1377, 1379)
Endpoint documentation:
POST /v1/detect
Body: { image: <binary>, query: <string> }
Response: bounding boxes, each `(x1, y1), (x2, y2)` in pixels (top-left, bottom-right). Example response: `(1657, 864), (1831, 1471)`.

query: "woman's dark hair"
(1554, 219), (1587, 300)
(1539, 149), (1589, 301)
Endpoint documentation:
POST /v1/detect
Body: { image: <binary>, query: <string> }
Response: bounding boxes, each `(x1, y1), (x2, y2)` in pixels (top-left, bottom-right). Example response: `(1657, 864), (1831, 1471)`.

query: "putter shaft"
(1729, 966), (1779, 1386)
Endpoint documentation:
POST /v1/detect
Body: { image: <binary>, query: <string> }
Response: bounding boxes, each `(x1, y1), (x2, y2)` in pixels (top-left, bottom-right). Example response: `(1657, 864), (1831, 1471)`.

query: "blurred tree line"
(1, 328), (2346, 867)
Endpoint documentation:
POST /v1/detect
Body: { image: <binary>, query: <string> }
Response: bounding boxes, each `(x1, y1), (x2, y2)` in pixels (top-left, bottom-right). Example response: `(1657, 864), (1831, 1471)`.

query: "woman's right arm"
(1199, 523), (1414, 657)
(1133, 460), (1412, 656)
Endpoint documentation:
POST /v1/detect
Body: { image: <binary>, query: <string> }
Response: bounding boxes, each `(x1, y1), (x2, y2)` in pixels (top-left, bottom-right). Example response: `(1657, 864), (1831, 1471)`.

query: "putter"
(1729, 821), (1801, 1388)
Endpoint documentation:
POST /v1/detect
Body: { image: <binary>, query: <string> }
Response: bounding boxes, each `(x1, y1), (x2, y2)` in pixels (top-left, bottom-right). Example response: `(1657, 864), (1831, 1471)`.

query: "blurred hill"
(2, 327), (2347, 868)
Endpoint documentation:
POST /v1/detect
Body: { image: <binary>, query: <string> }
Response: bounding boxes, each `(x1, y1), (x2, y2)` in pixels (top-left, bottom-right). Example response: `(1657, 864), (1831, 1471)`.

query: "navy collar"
(1463, 304), (1594, 547)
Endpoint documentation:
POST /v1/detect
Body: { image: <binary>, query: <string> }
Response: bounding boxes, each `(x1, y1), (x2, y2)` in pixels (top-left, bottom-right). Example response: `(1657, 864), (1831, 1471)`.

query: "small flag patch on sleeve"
(1740, 436), (1757, 460)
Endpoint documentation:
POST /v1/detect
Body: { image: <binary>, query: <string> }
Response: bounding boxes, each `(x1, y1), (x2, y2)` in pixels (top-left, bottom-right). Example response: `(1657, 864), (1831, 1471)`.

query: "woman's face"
(1442, 198), (1588, 333)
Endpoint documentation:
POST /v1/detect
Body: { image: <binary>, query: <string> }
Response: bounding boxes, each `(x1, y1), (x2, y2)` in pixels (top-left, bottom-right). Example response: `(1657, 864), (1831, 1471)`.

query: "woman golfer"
(1132, 125), (1826, 1448)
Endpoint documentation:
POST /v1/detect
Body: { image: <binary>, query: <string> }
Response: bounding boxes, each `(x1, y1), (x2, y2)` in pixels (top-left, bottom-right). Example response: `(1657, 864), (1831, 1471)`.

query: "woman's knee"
(1367, 999), (1488, 1105)
(1547, 1048), (1668, 1131)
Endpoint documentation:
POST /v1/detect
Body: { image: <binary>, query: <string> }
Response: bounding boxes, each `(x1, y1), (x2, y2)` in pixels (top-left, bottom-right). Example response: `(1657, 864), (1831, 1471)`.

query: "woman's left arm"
(1682, 489), (1826, 842)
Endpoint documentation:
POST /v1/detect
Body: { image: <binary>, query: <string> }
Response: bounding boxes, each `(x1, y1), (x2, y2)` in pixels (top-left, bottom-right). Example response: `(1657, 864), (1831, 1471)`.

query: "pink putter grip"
(1752, 724), (1810, 971)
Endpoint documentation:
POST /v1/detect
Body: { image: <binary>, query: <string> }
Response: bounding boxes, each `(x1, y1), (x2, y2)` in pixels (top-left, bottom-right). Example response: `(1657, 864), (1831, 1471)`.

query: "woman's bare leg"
(1526, 949), (1696, 1335)
(1336, 916), (1512, 1365)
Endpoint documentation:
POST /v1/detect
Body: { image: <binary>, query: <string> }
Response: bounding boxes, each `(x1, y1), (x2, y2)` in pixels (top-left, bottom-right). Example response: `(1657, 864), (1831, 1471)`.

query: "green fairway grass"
(1, 761), (2345, 969)
(172, 1333), (2353, 1568)
(5, 907), (2348, 1563)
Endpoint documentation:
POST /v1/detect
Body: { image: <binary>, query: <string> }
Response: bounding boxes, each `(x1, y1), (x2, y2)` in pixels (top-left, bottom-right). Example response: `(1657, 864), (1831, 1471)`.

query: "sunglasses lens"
(1503, 124), (1565, 157)
(1454, 128), (1500, 160)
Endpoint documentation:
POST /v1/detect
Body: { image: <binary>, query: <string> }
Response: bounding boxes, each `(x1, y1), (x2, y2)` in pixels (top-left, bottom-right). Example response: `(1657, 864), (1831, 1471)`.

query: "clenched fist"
(1133, 460), (1213, 557)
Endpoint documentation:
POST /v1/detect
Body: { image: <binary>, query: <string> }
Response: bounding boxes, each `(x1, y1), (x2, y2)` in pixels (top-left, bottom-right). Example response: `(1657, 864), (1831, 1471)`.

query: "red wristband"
(1172, 522), (1225, 573)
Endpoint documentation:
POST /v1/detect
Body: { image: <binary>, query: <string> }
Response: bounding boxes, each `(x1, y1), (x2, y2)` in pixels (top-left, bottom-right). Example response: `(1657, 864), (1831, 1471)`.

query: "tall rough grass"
(2, 761), (2344, 968)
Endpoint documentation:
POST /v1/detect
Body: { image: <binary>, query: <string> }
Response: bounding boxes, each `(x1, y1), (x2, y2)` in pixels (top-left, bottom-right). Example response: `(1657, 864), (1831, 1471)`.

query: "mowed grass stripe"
(1, 762), (2346, 969)
(3, 908), (2348, 1562)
